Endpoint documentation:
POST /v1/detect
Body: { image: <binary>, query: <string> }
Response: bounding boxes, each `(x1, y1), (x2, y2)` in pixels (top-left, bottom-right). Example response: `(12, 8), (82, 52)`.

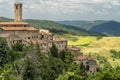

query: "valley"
(1, 17), (120, 67)
(0, 0), (120, 79)
(56, 34), (120, 67)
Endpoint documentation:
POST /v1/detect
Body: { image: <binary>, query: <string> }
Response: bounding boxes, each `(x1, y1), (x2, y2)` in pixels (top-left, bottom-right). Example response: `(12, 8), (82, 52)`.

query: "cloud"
(112, 0), (120, 6)
(0, 0), (120, 21)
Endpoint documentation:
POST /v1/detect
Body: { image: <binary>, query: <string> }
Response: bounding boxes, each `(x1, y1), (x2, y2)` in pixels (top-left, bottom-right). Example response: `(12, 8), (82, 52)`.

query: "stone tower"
(14, 3), (22, 22)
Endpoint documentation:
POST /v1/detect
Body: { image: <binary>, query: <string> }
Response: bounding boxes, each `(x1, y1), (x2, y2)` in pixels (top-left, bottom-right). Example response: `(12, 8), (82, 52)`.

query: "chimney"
(14, 3), (22, 22)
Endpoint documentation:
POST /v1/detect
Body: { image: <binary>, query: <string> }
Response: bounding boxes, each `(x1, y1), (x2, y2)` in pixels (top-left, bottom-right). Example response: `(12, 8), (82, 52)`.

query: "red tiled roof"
(0, 27), (38, 31)
(24, 39), (48, 44)
(67, 46), (80, 51)
(40, 31), (52, 36)
(53, 38), (67, 42)
(75, 56), (95, 61)
(0, 22), (28, 25)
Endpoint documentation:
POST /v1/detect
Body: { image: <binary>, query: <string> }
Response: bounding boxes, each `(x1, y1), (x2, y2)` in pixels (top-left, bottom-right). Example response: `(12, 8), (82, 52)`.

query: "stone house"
(74, 56), (100, 74)
(0, 2), (68, 52)
(67, 46), (82, 56)
(0, 2), (99, 74)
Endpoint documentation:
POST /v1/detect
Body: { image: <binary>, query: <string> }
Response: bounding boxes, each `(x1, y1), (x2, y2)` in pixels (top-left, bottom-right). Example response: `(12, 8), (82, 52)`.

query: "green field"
(82, 37), (120, 67)
(56, 34), (120, 67)
(54, 34), (97, 48)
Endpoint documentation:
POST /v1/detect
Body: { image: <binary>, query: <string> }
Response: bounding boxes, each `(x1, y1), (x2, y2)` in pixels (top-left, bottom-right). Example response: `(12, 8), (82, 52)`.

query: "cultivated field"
(57, 34), (120, 67)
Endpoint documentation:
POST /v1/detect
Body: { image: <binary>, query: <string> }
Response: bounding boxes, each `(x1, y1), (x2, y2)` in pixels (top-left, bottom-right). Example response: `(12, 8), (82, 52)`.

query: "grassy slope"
(54, 34), (97, 48)
(55, 34), (120, 67)
(82, 37), (120, 67)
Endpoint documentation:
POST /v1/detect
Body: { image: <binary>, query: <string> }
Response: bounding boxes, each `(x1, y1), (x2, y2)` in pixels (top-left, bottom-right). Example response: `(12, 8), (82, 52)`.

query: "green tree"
(23, 59), (35, 80)
(0, 39), (9, 67)
(39, 56), (65, 80)
(64, 50), (73, 64)
(50, 44), (58, 57)
(35, 42), (41, 54)
(110, 49), (120, 59)
(56, 72), (83, 80)
(59, 50), (66, 61)
(86, 65), (120, 80)
(12, 42), (23, 51)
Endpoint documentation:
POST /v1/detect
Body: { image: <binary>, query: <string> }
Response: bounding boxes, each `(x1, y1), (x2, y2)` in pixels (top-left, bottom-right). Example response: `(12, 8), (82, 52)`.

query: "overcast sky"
(0, 0), (120, 21)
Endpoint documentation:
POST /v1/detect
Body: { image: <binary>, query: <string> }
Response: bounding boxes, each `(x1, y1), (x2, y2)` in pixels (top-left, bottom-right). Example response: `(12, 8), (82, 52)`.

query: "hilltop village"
(0, 3), (68, 53)
(0, 2), (99, 74)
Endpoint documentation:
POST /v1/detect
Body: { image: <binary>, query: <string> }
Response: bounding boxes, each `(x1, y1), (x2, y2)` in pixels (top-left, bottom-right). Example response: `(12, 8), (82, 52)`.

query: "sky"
(0, 0), (120, 21)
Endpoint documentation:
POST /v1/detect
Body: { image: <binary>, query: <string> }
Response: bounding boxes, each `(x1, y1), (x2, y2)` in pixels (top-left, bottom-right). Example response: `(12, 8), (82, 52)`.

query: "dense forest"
(0, 38), (120, 80)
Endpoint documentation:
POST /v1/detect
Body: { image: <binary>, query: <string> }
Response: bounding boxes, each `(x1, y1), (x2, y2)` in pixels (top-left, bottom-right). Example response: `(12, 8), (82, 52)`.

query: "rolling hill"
(59, 20), (120, 36)
(89, 21), (120, 36)
(0, 17), (12, 22)
(59, 20), (89, 27)
(58, 34), (120, 67)
(0, 17), (103, 36)
(59, 20), (105, 30)
(81, 37), (120, 67)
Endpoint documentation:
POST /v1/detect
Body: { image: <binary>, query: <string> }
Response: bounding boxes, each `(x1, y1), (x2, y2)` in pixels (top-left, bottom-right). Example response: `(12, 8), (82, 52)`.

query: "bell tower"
(14, 3), (22, 22)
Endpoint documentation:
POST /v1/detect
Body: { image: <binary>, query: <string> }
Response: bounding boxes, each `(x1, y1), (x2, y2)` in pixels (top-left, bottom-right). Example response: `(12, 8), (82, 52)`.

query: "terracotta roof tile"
(74, 56), (95, 61)
(0, 22), (28, 25)
(0, 27), (38, 31)
(67, 46), (80, 51)
(24, 39), (48, 44)
(53, 38), (67, 42)
(40, 31), (52, 36)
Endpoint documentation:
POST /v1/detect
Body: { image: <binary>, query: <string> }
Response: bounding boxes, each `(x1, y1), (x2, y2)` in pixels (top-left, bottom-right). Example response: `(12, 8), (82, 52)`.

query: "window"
(28, 37), (30, 39)
(36, 36), (38, 38)
(0, 29), (2, 33)
(24, 25), (27, 27)
(86, 65), (89, 71)
(41, 35), (44, 39)
(16, 5), (18, 9)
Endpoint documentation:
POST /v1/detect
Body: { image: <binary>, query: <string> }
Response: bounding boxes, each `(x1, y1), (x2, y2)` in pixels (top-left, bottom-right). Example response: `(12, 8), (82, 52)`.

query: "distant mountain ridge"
(59, 20), (107, 30)
(0, 17), (104, 36)
(59, 20), (89, 27)
(89, 21), (120, 36)
(59, 20), (120, 36)
(0, 17), (12, 22)
(24, 19), (103, 36)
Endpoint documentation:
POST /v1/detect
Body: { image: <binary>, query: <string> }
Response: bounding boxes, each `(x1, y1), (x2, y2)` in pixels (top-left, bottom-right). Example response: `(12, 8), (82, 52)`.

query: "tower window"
(28, 37), (30, 39)
(16, 6), (18, 9)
